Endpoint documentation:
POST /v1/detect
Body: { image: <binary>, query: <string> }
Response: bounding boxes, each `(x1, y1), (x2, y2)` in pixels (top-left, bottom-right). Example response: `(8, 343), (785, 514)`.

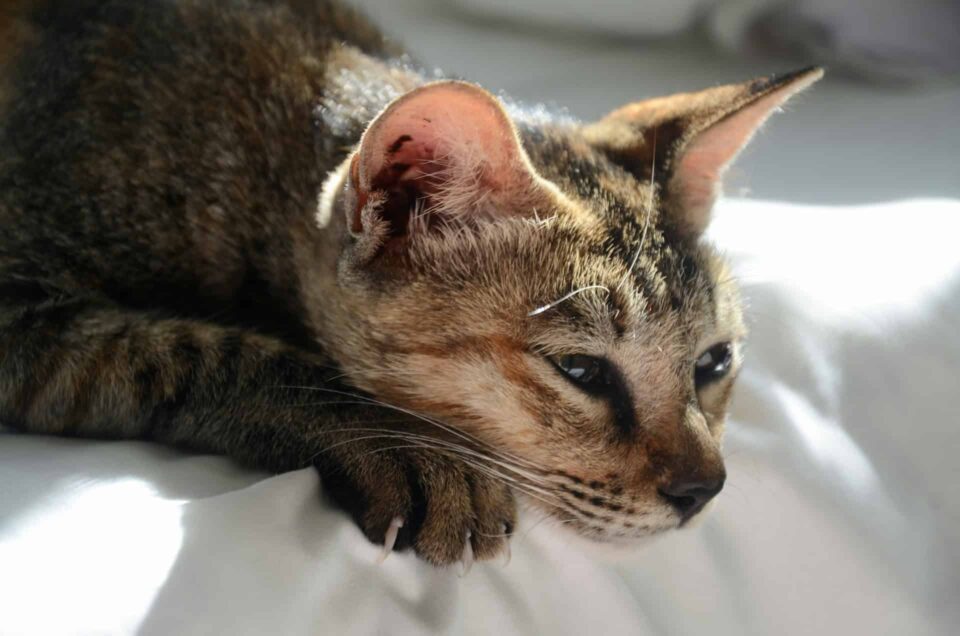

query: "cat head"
(323, 68), (821, 543)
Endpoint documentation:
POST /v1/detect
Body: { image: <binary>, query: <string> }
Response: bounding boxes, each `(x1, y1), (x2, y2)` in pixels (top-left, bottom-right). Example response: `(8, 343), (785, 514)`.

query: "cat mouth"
(540, 484), (722, 540)
(557, 498), (717, 544)
(524, 496), (687, 543)
(539, 512), (684, 554)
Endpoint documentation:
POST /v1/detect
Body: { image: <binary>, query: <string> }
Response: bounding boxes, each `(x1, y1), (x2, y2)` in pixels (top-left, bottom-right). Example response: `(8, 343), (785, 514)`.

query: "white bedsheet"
(1, 198), (958, 635)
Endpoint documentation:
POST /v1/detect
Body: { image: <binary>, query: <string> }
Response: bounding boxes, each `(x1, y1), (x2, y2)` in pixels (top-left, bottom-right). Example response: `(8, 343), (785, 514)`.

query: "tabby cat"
(0, 0), (820, 566)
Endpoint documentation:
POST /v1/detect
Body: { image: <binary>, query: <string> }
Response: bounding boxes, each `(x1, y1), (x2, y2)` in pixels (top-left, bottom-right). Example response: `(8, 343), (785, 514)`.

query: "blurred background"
(351, 0), (959, 205)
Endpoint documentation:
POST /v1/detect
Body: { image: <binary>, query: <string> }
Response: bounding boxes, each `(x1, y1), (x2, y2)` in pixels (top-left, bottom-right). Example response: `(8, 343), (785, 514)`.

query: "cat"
(0, 0), (820, 567)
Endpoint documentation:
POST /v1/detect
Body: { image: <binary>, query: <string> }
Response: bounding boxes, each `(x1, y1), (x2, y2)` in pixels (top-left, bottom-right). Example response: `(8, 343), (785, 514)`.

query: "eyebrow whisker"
(527, 284), (611, 317)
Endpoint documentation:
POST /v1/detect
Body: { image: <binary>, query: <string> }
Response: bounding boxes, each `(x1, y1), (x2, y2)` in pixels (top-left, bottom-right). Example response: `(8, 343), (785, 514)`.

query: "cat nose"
(658, 473), (725, 522)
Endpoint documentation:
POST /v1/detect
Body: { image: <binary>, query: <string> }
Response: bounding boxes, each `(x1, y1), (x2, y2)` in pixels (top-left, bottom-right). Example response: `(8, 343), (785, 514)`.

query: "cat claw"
(459, 530), (474, 577)
(376, 516), (404, 564)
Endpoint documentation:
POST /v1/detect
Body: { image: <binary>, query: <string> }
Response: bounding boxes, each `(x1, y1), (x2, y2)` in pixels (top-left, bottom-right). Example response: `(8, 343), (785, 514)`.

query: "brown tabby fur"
(0, 0), (820, 565)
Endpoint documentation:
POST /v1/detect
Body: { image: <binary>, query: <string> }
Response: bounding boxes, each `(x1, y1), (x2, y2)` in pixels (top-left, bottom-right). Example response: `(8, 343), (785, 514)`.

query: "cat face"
(325, 70), (820, 543)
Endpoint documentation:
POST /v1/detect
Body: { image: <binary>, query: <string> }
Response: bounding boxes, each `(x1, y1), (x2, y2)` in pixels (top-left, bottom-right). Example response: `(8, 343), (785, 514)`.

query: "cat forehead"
(545, 242), (736, 346)
(405, 214), (729, 339)
(518, 123), (655, 211)
(395, 119), (736, 338)
(516, 123), (723, 310)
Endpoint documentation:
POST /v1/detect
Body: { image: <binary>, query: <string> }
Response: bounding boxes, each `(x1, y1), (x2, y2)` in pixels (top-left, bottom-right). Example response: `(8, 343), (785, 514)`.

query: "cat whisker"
(309, 426), (559, 491)
(279, 384), (544, 471)
(305, 424), (566, 493)
(312, 430), (571, 509)
(527, 284), (611, 317)
(332, 441), (571, 510)
(513, 505), (559, 546)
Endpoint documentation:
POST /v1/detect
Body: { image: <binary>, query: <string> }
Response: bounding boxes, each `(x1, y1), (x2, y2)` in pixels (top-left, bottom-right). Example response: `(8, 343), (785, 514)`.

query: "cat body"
(0, 0), (819, 565)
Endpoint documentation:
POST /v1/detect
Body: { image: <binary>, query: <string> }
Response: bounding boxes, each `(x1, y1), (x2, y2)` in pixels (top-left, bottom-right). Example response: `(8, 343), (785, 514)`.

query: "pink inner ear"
(352, 83), (534, 234)
(671, 81), (814, 232)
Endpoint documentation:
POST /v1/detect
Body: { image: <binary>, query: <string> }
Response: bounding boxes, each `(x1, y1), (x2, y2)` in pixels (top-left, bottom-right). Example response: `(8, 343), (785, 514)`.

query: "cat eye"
(549, 354), (609, 391)
(548, 354), (636, 434)
(694, 342), (734, 388)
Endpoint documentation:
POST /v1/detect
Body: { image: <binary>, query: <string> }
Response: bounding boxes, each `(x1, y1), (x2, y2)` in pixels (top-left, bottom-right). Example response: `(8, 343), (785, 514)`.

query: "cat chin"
(516, 511), (672, 564)
(554, 529), (666, 565)
(518, 498), (720, 565)
(548, 515), (714, 565)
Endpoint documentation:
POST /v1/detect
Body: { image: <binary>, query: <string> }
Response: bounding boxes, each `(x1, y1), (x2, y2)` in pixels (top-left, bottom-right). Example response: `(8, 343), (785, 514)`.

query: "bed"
(2, 196), (957, 635)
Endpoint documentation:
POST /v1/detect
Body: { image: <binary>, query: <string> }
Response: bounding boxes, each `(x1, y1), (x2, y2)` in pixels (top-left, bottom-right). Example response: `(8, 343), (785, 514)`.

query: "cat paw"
(316, 446), (516, 568)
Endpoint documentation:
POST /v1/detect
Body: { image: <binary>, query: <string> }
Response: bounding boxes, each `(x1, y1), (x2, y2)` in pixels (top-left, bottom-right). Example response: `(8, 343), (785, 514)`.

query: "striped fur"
(0, 0), (818, 565)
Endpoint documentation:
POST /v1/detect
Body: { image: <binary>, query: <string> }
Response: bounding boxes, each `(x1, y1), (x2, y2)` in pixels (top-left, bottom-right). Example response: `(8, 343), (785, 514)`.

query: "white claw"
(459, 530), (474, 577)
(500, 524), (512, 567)
(376, 516), (404, 564)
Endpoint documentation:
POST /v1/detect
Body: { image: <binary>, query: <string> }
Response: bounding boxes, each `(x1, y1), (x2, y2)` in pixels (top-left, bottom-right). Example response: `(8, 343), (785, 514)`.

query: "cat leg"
(0, 292), (516, 566)
(0, 292), (340, 470)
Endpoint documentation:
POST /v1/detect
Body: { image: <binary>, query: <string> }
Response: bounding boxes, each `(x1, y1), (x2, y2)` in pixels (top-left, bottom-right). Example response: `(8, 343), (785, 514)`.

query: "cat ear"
(584, 67), (823, 240)
(346, 80), (553, 241)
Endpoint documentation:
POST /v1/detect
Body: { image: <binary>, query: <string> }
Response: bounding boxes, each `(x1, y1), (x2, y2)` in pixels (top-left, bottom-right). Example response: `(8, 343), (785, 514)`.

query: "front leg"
(0, 292), (515, 565)
(0, 292), (335, 470)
